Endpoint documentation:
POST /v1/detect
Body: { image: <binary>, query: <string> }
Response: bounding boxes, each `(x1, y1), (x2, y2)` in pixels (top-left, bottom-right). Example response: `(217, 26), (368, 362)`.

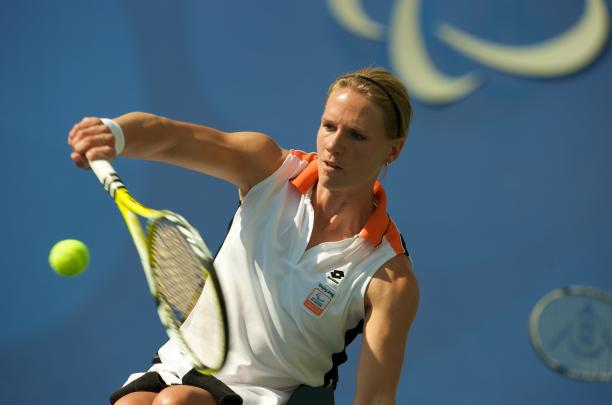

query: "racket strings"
(148, 216), (228, 371)
(148, 219), (207, 323)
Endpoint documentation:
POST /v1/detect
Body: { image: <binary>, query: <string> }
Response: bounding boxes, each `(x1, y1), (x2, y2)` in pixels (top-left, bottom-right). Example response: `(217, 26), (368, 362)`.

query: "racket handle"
(89, 159), (125, 198)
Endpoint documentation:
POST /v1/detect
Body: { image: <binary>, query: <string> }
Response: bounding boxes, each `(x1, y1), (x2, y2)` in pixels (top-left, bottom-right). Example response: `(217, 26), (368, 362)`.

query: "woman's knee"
(114, 391), (157, 405)
(152, 385), (216, 405)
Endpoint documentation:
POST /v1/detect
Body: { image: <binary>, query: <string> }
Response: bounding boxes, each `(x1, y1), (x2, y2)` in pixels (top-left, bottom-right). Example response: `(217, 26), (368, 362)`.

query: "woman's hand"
(68, 116), (117, 169)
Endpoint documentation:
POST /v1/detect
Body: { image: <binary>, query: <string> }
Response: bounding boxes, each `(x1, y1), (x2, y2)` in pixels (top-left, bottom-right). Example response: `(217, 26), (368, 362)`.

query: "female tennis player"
(68, 67), (419, 405)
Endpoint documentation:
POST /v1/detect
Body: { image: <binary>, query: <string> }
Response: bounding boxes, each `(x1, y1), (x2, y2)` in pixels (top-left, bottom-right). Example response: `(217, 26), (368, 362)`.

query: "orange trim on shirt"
(385, 219), (405, 256)
(289, 150), (319, 194)
(289, 151), (404, 254)
(289, 149), (318, 163)
(357, 181), (389, 247)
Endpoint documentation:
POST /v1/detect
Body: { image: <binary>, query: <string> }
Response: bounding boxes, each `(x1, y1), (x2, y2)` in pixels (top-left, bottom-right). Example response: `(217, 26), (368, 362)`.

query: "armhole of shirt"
(239, 153), (302, 206)
(358, 233), (411, 317)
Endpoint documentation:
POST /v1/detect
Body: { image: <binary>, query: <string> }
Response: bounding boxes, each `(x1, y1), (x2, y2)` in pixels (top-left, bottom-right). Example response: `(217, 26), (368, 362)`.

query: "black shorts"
(109, 369), (243, 404)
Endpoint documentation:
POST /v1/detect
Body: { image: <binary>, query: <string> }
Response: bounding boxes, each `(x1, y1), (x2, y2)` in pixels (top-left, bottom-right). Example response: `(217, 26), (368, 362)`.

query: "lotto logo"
(330, 270), (344, 279)
(327, 270), (345, 285)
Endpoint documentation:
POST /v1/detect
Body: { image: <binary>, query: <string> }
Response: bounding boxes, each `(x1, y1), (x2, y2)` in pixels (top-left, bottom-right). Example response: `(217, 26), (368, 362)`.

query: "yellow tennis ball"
(49, 239), (90, 277)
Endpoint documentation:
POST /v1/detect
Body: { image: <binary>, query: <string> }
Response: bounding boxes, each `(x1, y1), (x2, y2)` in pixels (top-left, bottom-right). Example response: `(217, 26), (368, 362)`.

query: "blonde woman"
(69, 67), (419, 405)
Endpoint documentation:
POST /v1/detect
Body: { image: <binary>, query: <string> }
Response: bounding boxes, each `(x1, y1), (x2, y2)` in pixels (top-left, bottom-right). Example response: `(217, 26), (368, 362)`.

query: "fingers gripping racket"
(529, 285), (612, 382)
(89, 159), (229, 374)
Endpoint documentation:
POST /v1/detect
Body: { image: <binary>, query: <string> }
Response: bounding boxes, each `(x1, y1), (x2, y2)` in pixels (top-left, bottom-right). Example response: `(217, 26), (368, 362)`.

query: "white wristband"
(100, 118), (125, 155)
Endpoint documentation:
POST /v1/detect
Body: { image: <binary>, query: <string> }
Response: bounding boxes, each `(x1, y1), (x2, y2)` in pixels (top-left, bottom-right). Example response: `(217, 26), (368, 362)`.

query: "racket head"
(529, 285), (612, 382)
(147, 212), (229, 374)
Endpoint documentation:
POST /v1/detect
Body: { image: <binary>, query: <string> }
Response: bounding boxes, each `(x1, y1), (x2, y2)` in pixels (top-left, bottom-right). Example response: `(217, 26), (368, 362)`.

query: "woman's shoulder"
(365, 254), (419, 315)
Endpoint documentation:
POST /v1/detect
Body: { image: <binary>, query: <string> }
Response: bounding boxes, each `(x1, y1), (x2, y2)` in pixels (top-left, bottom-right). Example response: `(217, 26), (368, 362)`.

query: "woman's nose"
(325, 130), (345, 154)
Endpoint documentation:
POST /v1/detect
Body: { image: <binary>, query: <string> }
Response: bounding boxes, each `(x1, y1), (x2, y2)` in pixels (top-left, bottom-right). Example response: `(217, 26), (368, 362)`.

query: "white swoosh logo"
(327, 0), (609, 104)
(327, 0), (385, 40)
(437, 0), (609, 77)
(390, 0), (479, 104)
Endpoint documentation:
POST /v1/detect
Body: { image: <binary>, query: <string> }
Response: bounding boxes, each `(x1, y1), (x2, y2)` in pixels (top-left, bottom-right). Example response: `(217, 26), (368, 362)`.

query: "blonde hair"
(327, 67), (412, 140)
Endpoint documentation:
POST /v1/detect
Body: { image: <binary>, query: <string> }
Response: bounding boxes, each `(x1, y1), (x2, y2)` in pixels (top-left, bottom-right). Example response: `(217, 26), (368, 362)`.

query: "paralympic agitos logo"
(328, 0), (610, 104)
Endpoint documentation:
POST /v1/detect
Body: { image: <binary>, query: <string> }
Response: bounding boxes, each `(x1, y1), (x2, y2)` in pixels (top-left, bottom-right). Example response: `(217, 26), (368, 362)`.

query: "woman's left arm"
(353, 254), (419, 405)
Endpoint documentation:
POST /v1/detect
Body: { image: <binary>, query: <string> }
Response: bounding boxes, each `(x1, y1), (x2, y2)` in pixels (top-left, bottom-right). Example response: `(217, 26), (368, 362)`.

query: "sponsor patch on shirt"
(304, 282), (338, 316)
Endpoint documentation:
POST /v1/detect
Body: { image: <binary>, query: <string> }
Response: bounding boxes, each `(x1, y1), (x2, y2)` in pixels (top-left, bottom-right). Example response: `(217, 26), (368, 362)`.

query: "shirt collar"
(290, 155), (390, 246)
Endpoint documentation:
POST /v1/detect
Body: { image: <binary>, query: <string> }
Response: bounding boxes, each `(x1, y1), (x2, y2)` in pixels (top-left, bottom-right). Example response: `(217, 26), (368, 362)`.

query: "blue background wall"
(2, 0), (611, 403)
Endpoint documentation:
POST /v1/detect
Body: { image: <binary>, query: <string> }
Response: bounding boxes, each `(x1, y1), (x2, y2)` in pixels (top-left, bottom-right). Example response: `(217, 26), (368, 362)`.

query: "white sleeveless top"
(149, 151), (406, 404)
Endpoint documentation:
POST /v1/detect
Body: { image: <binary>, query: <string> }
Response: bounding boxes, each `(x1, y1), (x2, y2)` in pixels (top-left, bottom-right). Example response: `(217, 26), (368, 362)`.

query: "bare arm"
(68, 113), (288, 194)
(353, 254), (419, 405)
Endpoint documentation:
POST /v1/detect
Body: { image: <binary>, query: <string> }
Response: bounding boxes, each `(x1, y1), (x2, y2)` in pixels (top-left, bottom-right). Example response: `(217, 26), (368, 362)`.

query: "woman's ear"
(387, 138), (405, 164)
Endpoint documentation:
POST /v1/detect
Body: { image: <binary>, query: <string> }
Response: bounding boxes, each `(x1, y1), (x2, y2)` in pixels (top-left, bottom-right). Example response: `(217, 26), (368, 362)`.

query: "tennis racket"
(529, 285), (612, 382)
(89, 159), (229, 374)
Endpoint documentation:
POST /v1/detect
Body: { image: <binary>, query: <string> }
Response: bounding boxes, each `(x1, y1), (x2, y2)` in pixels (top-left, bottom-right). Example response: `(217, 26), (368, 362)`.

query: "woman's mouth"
(324, 161), (342, 170)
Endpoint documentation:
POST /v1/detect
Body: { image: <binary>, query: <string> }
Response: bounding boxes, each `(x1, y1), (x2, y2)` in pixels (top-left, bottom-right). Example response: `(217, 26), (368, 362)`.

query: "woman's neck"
(310, 181), (375, 240)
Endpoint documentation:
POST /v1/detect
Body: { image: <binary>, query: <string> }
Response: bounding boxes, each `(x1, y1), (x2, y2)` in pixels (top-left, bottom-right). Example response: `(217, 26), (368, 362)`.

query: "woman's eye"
(323, 123), (335, 132)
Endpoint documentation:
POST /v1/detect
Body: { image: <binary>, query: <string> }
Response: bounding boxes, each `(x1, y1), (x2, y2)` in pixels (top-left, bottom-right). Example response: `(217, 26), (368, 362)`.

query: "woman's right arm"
(68, 113), (288, 194)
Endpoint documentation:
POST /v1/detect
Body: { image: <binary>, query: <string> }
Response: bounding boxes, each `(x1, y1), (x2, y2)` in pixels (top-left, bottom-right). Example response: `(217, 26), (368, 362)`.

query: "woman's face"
(316, 87), (403, 192)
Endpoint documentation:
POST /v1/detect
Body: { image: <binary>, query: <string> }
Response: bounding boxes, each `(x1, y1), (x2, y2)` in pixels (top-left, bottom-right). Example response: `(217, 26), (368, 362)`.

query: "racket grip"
(89, 159), (125, 198)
